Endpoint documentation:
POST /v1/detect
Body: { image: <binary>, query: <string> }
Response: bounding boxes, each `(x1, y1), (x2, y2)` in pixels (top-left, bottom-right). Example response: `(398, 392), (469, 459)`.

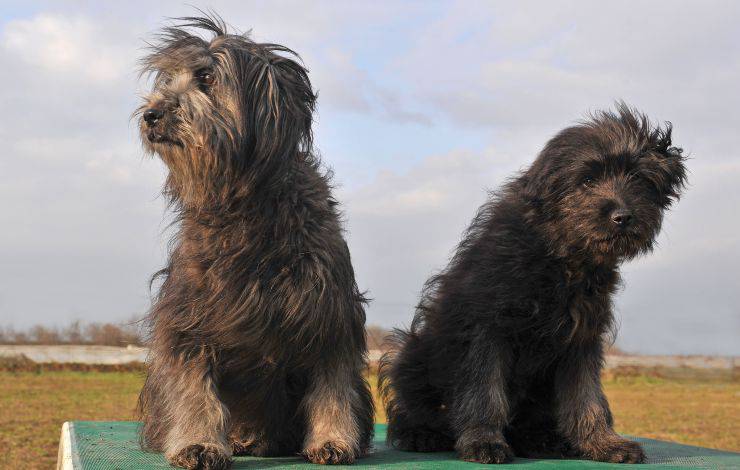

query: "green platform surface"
(60, 422), (739, 469)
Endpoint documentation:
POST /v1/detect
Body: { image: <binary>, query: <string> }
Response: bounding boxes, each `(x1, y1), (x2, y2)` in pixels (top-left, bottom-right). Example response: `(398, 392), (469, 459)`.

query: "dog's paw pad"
(459, 440), (514, 464)
(581, 438), (646, 464)
(171, 444), (231, 470)
(603, 439), (646, 464)
(303, 441), (355, 465)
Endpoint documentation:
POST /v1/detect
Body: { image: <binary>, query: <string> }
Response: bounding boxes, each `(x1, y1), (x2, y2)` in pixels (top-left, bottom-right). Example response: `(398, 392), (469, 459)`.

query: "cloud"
(389, 1), (740, 139)
(2, 14), (128, 82)
(311, 49), (372, 114)
(342, 145), (740, 355)
(0, 4), (425, 329)
(308, 48), (431, 125)
(346, 149), (505, 215)
(0, 11), (166, 326)
(330, 0), (739, 354)
(340, 147), (523, 329)
(0, 2), (737, 355)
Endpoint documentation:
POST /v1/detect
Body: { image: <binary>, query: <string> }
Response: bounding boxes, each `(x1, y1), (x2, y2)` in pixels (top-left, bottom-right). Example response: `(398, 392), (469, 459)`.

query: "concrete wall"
(1, 345), (736, 369)
(605, 354), (736, 370)
(0, 345), (147, 364)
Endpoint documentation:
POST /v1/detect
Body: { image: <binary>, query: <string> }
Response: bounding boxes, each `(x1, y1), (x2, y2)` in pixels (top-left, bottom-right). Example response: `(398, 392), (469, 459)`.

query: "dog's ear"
(247, 50), (316, 162)
(521, 166), (546, 205)
(521, 145), (563, 207)
(647, 123), (687, 207)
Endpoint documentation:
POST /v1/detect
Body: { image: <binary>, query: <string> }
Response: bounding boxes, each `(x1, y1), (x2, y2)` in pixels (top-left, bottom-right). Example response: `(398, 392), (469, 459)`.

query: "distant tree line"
(0, 321), (393, 349)
(366, 325), (391, 351)
(0, 320), (144, 346)
(0, 321), (626, 354)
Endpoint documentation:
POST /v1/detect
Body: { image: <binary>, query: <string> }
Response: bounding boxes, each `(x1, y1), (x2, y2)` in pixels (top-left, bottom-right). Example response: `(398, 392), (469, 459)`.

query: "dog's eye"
(581, 176), (593, 187)
(196, 70), (215, 87)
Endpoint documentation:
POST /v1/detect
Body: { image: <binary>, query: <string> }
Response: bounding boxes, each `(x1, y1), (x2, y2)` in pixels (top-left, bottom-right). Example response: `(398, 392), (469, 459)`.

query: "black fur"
(135, 14), (373, 469)
(379, 104), (686, 464)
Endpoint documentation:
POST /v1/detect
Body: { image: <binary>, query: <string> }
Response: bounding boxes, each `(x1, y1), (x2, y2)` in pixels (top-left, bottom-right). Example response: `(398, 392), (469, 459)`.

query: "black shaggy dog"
(135, 16), (373, 469)
(379, 105), (686, 464)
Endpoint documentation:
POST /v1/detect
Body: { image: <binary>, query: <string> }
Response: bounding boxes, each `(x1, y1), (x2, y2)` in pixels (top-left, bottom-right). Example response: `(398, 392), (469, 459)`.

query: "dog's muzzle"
(143, 108), (164, 128)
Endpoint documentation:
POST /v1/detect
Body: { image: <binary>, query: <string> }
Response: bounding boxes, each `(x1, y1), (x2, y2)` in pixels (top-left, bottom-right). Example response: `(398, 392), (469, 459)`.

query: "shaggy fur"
(379, 105), (686, 464)
(135, 15), (373, 469)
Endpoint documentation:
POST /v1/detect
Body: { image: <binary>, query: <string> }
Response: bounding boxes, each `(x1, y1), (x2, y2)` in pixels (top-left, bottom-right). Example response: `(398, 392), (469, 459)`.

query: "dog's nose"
(611, 209), (633, 228)
(143, 108), (164, 127)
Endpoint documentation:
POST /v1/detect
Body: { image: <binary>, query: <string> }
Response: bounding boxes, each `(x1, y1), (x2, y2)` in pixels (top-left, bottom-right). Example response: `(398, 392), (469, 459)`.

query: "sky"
(0, 1), (738, 355)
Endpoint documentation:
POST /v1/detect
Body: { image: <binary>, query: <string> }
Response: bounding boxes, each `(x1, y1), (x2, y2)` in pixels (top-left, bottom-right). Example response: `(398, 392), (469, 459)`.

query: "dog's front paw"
(457, 439), (514, 464)
(303, 441), (356, 465)
(580, 437), (646, 464)
(170, 444), (231, 470)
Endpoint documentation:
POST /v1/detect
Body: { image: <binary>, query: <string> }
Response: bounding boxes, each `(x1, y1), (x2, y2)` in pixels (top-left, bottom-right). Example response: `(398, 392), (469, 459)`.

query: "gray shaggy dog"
(379, 105), (686, 464)
(135, 15), (373, 469)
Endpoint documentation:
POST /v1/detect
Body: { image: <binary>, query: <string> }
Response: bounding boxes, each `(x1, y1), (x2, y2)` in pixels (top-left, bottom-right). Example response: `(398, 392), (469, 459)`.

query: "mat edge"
(56, 421), (75, 470)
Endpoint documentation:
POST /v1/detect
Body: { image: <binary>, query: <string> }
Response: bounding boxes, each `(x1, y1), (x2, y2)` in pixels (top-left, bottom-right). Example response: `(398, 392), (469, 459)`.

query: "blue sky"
(0, 1), (738, 354)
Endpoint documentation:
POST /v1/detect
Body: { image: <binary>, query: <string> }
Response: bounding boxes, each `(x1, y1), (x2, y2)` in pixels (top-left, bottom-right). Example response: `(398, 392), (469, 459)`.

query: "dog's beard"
(139, 108), (189, 154)
(551, 191), (663, 263)
(139, 102), (213, 152)
(550, 214), (658, 263)
(145, 126), (183, 147)
(142, 121), (226, 207)
(592, 231), (652, 261)
(138, 97), (244, 205)
(578, 217), (662, 262)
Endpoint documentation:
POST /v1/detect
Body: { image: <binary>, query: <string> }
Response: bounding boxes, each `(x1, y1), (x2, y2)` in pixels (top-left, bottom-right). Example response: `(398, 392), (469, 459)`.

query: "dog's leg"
(381, 334), (454, 452)
(450, 332), (513, 464)
(158, 353), (232, 470)
(231, 425), (299, 457)
(555, 341), (645, 464)
(231, 372), (303, 457)
(301, 360), (372, 465)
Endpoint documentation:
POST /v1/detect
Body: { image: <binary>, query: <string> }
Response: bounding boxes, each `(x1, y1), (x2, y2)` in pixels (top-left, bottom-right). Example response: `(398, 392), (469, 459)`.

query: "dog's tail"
(377, 327), (422, 446)
(377, 328), (405, 417)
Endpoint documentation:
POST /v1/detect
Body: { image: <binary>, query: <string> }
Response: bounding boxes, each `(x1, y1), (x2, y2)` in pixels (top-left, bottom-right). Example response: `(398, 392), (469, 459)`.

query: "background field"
(2, 370), (738, 470)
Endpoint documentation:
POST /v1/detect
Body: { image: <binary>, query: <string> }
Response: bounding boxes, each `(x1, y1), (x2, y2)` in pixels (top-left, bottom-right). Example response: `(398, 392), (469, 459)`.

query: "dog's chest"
(561, 272), (616, 343)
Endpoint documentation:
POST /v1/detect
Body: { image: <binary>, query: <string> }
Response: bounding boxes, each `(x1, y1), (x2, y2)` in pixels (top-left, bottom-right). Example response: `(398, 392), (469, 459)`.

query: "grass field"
(2, 371), (738, 469)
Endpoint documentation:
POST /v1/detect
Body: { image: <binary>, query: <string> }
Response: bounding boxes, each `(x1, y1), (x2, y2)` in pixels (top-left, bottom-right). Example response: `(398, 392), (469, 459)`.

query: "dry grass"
(0, 371), (143, 469)
(1, 370), (737, 469)
(605, 374), (739, 451)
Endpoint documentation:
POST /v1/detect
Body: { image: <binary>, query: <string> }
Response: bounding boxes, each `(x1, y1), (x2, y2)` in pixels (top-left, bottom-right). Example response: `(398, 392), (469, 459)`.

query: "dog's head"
(136, 15), (315, 204)
(524, 104), (686, 263)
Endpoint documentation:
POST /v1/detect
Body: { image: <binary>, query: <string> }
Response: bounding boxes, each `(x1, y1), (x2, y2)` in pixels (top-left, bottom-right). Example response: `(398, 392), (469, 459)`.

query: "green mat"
(57, 422), (740, 469)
